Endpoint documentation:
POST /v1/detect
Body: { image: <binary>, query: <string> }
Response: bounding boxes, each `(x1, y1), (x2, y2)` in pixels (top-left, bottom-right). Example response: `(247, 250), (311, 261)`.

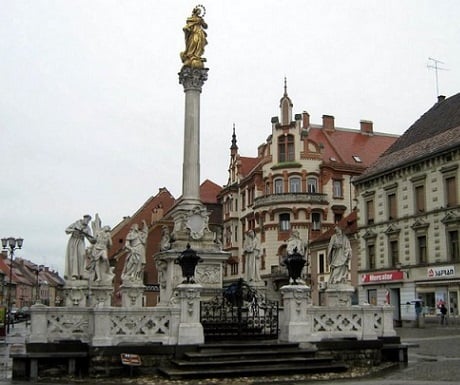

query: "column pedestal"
(279, 285), (311, 342)
(177, 284), (204, 345)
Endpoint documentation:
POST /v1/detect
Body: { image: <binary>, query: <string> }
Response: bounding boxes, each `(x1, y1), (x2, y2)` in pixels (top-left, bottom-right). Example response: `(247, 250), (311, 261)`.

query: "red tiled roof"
(238, 156), (261, 178)
(308, 127), (397, 168)
(200, 179), (223, 204)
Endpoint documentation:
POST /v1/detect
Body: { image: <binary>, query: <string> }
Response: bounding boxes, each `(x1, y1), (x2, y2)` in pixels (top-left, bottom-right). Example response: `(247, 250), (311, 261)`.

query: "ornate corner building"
(218, 83), (398, 299)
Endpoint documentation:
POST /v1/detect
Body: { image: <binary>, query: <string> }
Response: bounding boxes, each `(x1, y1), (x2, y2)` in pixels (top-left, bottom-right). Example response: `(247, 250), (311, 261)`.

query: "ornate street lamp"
(1, 237), (23, 333)
(175, 244), (202, 283)
(283, 247), (306, 285)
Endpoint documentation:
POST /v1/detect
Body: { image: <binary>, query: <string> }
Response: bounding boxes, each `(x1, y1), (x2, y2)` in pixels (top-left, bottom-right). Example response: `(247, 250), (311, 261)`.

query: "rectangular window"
(333, 180), (343, 198)
(417, 235), (427, 264)
(368, 244), (376, 269)
(241, 192), (246, 209)
(319, 253), (325, 274)
(278, 135), (295, 162)
(449, 230), (460, 262)
(415, 184), (426, 213)
(388, 193), (397, 220)
(390, 240), (399, 267)
(366, 200), (375, 225)
(287, 141), (295, 161)
(312, 212), (321, 231)
(446, 176), (458, 207)
(231, 263), (238, 275)
(334, 213), (343, 223)
(368, 289), (377, 305)
(279, 213), (290, 232)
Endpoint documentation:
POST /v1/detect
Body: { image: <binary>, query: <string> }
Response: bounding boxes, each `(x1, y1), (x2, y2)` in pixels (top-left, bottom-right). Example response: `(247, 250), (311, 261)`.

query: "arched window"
(274, 178), (284, 194)
(289, 177), (301, 193)
(307, 177), (318, 193)
(278, 134), (295, 162)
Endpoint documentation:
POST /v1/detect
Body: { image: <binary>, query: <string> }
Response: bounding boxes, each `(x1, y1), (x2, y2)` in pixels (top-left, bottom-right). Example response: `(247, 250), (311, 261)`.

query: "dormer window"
(352, 155), (362, 163)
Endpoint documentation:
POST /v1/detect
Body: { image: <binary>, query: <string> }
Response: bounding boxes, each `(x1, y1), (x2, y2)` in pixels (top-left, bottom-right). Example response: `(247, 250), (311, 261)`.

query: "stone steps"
(157, 341), (348, 379)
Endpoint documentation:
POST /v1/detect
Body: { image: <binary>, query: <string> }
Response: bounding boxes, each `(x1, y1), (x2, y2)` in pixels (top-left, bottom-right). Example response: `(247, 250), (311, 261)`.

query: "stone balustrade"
(28, 284), (395, 347)
(29, 302), (182, 347)
(279, 285), (396, 343)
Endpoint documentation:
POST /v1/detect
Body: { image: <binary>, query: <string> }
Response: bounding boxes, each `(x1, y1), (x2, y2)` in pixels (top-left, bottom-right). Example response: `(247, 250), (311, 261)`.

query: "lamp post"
(35, 264), (44, 304)
(1, 237), (23, 334)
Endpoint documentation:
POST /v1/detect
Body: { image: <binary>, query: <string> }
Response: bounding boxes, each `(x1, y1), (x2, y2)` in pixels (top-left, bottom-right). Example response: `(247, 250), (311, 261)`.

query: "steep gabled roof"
(238, 156), (261, 178)
(200, 179), (223, 204)
(355, 93), (460, 182)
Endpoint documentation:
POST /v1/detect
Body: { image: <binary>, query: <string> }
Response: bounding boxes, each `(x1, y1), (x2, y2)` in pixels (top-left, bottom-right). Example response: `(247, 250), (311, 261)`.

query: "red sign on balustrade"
(361, 271), (404, 284)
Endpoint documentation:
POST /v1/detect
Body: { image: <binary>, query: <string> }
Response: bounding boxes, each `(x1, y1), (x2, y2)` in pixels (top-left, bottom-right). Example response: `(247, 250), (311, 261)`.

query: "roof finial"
(284, 76), (288, 96)
(231, 123), (238, 150)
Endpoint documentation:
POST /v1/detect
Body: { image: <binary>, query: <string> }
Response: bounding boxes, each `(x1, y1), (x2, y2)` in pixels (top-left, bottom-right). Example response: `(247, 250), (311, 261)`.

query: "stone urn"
(175, 243), (202, 283)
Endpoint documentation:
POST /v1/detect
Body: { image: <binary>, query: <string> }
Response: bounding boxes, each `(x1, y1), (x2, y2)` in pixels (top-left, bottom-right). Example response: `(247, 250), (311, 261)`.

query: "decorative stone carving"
(160, 225), (172, 251)
(186, 206), (210, 240)
(195, 265), (220, 284)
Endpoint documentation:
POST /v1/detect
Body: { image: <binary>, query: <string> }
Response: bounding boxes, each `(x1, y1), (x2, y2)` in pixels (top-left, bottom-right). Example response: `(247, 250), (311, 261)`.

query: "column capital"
(179, 67), (209, 92)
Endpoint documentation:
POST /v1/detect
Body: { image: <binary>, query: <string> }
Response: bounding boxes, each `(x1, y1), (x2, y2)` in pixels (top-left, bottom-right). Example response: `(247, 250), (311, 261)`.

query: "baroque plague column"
(155, 6), (229, 306)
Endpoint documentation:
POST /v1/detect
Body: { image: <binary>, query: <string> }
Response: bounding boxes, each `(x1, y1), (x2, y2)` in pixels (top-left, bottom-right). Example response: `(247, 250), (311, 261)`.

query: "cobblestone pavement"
(1, 318), (460, 384)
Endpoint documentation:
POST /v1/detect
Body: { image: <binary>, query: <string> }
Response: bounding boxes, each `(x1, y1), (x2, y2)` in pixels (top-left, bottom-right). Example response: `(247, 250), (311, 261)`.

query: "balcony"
(254, 193), (328, 208)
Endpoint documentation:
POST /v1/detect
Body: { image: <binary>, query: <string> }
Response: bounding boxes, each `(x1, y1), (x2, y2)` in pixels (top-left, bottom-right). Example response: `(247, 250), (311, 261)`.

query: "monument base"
(325, 284), (355, 306)
(63, 280), (89, 307)
(89, 284), (113, 307)
(120, 282), (146, 307)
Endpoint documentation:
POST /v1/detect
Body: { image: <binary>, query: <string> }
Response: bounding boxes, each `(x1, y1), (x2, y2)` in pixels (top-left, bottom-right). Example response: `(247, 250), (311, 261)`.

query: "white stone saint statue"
(327, 226), (352, 286)
(243, 230), (262, 283)
(86, 214), (114, 285)
(64, 214), (92, 280)
(122, 220), (148, 283)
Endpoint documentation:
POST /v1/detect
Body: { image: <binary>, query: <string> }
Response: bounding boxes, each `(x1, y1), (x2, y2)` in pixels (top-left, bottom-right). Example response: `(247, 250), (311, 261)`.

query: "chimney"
(322, 115), (335, 131)
(360, 120), (373, 134)
(302, 111), (310, 128)
(438, 95), (446, 103)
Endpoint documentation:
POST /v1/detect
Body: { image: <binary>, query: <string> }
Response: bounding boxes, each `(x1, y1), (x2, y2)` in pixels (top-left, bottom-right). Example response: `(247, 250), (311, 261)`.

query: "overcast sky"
(1, 0), (459, 275)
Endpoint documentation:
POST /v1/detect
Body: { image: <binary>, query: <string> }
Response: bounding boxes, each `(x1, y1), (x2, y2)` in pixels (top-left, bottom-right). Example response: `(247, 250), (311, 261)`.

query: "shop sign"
(427, 265), (455, 279)
(361, 270), (404, 284)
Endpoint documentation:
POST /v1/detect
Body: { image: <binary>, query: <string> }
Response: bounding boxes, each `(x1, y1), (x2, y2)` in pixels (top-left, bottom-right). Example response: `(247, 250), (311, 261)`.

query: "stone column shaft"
(182, 88), (201, 202)
(178, 67), (208, 206)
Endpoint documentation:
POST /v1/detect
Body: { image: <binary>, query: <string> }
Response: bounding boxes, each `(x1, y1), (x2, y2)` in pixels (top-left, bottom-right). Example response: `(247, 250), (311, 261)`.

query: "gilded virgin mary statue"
(180, 5), (208, 69)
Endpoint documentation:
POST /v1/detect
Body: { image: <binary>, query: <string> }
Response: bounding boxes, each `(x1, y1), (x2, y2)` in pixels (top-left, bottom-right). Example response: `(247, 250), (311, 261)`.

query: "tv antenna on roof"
(427, 57), (449, 97)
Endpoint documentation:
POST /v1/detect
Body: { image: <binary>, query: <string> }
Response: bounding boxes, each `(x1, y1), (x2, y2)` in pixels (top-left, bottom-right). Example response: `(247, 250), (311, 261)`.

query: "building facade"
(219, 84), (398, 298)
(354, 94), (460, 325)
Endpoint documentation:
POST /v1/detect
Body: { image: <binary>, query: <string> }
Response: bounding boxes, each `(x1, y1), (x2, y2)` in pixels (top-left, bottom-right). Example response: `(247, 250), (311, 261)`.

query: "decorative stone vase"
(175, 243), (202, 283)
(283, 247), (306, 285)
